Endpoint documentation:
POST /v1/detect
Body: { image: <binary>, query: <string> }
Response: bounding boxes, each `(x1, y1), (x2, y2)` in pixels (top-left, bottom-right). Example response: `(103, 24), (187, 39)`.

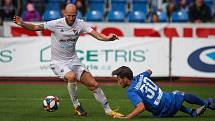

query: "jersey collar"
(64, 17), (77, 28)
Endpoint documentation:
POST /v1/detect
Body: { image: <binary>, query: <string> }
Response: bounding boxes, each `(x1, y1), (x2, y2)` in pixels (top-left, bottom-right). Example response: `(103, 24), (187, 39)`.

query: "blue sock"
(180, 105), (193, 115)
(184, 93), (207, 106)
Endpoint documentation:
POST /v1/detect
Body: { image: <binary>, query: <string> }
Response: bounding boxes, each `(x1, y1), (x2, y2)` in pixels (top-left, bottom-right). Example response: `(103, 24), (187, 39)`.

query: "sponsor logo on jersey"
(59, 38), (75, 43)
(188, 46), (215, 72)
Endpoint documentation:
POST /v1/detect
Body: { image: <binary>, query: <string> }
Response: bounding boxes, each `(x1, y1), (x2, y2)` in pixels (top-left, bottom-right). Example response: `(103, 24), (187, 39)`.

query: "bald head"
(65, 4), (77, 13)
(64, 4), (77, 26)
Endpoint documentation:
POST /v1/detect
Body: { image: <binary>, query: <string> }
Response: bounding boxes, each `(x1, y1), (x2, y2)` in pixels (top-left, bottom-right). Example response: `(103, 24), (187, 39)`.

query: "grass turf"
(0, 84), (214, 121)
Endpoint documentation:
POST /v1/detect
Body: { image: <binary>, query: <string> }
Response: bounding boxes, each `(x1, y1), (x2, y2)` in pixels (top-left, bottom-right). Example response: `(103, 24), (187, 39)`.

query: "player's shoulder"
(76, 18), (85, 22)
(44, 17), (64, 25)
(127, 85), (139, 99)
(75, 18), (86, 24)
(127, 79), (138, 92)
(127, 87), (136, 95)
(53, 18), (65, 24)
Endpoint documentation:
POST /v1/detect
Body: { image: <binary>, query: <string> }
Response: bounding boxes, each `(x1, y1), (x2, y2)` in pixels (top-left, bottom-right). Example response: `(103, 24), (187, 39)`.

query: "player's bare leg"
(64, 71), (87, 116)
(79, 71), (111, 113)
(80, 71), (124, 117)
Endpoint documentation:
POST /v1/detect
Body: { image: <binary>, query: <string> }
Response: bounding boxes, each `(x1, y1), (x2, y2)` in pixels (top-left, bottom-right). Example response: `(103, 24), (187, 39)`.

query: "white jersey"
(43, 18), (93, 62)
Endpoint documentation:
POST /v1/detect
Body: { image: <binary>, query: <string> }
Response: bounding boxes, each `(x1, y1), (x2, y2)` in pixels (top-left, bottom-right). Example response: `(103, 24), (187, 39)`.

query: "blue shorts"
(157, 90), (185, 117)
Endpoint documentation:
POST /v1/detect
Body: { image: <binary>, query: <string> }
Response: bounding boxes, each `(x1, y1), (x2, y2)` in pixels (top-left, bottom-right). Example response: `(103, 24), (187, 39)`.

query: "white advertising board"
(0, 37), (169, 77)
(172, 38), (215, 78)
(0, 37), (54, 77)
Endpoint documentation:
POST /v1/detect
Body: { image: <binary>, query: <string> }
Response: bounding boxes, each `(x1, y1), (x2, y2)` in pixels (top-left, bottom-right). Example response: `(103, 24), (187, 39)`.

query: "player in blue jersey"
(112, 66), (215, 119)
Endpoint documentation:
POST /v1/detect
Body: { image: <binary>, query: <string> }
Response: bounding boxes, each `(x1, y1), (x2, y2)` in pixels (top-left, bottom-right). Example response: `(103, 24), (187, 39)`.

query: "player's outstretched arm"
(115, 102), (145, 119)
(125, 102), (145, 119)
(13, 16), (44, 31)
(89, 30), (119, 41)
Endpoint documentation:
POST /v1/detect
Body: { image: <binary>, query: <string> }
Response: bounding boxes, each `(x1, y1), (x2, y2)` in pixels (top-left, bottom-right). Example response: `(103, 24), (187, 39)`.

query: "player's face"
(117, 77), (128, 88)
(65, 11), (77, 26)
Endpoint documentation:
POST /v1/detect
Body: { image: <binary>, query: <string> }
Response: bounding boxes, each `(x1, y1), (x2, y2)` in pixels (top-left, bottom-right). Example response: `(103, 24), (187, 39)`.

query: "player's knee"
(89, 82), (98, 91)
(64, 73), (76, 83)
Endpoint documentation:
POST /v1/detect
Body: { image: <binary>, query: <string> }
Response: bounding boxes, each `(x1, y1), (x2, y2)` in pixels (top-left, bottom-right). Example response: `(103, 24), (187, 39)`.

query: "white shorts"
(50, 60), (89, 81)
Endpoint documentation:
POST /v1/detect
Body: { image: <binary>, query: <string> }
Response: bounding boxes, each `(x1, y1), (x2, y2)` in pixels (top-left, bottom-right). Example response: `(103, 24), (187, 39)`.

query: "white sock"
(67, 82), (80, 108)
(93, 87), (112, 113)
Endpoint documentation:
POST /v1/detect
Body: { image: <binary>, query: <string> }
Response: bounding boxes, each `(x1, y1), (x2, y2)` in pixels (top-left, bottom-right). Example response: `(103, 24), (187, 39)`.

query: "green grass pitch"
(0, 84), (214, 121)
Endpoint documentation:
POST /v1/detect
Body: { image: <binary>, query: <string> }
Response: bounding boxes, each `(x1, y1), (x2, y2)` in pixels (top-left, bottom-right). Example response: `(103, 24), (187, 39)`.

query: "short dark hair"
(112, 66), (133, 80)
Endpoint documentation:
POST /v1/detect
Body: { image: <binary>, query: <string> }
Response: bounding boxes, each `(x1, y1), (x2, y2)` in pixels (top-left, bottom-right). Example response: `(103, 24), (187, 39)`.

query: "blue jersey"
(127, 71), (184, 117)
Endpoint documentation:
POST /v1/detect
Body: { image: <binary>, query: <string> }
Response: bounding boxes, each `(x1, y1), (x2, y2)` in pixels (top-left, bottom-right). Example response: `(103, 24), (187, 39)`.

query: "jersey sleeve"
(80, 21), (93, 34)
(43, 20), (56, 32)
(127, 91), (142, 106)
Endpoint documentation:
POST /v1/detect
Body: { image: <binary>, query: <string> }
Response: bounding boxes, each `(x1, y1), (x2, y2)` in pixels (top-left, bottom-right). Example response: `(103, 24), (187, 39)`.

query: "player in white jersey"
(13, 4), (124, 118)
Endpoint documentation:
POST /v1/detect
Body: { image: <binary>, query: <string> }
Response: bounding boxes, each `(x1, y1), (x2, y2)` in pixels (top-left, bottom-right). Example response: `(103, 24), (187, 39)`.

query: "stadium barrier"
(3, 22), (215, 38)
(0, 36), (214, 78)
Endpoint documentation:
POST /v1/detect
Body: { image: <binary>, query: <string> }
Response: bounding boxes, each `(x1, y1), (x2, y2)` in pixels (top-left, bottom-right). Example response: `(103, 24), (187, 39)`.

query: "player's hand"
(13, 16), (23, 26)
(108, 34), (119, 41)
(146, 69), (152, 74)
(113, 115), (127, 119)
